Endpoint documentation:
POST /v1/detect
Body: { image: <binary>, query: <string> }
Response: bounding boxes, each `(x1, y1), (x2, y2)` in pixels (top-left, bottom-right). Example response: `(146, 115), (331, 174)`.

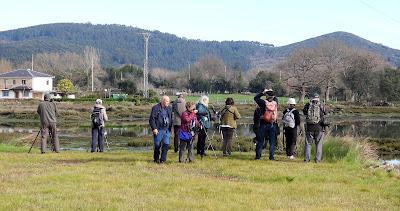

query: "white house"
(0, 69), (54, 99)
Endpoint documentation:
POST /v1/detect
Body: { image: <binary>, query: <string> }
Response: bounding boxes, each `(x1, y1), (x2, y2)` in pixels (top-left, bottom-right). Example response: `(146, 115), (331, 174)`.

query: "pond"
(1, 118), (399, 159)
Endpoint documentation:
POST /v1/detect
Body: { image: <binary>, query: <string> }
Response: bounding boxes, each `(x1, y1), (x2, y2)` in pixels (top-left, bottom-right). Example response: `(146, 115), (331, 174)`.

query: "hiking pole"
(282, 128), (285, 151)
(48, 130), (55, 152)
(104, 131), (110, 151)
(28, 129), (41, 153)
(234, 130), (241, 154)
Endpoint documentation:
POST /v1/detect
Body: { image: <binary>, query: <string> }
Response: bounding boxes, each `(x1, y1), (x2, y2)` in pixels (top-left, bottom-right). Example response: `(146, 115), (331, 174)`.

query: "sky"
(1, 0), (400, 49)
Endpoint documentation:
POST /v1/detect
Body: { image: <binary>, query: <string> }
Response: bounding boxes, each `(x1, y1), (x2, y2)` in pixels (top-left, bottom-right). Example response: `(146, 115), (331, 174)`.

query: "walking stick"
(28, 130), (41, 153)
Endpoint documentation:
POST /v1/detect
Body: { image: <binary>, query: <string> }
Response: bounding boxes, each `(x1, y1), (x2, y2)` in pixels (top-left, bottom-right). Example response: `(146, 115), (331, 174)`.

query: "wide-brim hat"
(287, 98), (296, 105)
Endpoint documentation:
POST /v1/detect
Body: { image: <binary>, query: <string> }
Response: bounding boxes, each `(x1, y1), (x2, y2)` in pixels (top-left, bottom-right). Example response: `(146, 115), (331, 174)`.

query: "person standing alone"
(37, 93), (60, 153)
(90, 99), (108, 152)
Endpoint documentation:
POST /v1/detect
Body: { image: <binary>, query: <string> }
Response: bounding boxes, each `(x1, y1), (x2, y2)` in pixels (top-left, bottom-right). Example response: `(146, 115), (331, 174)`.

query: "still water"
(1, 118), (399, 159)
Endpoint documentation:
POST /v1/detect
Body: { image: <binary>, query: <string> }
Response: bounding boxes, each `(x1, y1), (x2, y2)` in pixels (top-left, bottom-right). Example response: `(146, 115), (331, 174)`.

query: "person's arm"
(196, 104), (207, 116)
(149, 106), (158, 131)
(294, 110), (301, 126)
(181, 111), (191, 125)
(53, 102), (58, 116)
(37, 104), (41, 115)
(168, 107), (173, 132)
(303, 103), (309, 115)
(234, 107), (241, 120)
(254, 92), (266, 109)
(102, 109), (108, 121)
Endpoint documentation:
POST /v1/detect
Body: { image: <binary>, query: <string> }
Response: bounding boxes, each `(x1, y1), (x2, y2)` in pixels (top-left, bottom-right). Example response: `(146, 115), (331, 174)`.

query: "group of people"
(36, 93), (109, 154)
(36, 89), (327, 164)
(253, 89), (327, 163)
(149, 93), (241, 163)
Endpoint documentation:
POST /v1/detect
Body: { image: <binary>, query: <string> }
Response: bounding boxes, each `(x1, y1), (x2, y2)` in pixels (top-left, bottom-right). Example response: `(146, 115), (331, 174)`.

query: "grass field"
(1, 140), (399, 210)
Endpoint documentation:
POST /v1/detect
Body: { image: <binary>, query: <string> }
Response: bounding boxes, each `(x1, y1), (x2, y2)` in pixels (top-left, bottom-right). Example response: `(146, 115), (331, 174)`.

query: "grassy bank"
(0, 138), (399, 210)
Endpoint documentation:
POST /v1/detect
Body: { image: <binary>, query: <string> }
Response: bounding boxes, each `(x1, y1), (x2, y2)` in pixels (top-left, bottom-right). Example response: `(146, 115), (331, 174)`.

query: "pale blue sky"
(1, 0), (399, 49)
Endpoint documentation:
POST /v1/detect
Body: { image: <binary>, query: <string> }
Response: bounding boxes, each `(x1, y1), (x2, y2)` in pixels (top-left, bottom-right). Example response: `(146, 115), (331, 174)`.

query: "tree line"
(1, 40), (400, 102)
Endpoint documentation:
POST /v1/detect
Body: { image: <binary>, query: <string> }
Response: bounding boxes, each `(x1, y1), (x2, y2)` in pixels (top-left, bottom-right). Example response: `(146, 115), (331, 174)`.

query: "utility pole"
(31, 54), (34, 71)
(142, 33), (150, 98)
(224, 65), (227, 81)
(91, 56), (94, 92)
(188, 62), (191, 81)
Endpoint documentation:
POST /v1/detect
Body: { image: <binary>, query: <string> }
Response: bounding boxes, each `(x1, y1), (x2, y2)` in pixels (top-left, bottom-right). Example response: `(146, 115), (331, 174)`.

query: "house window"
(23, 90), (30, 97)
(2, 90), (9, 97)
(13, 80), (16, 85)
(46, 80), (49, 85)
(22, 80), (26, 85)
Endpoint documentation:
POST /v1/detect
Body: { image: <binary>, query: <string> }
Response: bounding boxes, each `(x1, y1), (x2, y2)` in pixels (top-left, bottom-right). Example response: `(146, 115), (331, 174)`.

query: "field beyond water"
(1, 143), (399, 210)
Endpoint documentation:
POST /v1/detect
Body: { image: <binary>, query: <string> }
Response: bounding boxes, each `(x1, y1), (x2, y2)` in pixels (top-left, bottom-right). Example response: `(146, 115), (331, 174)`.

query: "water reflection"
(2, 119), (400, 139)
(1, 119), (400, 159)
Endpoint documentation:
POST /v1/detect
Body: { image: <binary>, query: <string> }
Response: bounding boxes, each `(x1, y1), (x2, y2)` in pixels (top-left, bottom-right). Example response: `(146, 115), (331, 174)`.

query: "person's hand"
(263, 89), (268, 94)
(152, 129), (158, 135)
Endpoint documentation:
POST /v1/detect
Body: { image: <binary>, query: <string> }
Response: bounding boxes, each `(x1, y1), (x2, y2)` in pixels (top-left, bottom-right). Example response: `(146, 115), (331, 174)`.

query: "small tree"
(57, 79), (75, 94)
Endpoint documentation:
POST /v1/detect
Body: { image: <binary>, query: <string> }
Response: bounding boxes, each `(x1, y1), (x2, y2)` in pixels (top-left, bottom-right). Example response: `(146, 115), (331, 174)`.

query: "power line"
(359, 0), (400, 24)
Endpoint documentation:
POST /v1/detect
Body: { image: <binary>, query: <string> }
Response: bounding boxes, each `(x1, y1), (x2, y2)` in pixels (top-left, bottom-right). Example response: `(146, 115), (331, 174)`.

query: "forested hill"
(0, 23), (399, 70)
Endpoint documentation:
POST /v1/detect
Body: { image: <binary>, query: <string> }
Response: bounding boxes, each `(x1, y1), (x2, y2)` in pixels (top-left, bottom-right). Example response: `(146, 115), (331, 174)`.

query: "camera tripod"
(204, 126), (220, 159)
(28, 129), (55, 153)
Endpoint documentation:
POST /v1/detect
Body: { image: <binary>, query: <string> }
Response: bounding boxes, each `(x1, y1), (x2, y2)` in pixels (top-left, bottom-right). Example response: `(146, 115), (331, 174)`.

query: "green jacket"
(37, 100), (57, 126)
(220, 105), (241, 129)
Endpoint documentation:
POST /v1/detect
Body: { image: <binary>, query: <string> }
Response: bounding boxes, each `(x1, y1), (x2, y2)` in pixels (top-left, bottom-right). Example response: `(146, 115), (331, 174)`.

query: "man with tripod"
(37, 93), (59, 153)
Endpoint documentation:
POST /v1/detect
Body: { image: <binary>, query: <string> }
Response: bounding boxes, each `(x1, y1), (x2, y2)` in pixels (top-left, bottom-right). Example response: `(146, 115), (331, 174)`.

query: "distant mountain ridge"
(0, 23), (399, 70)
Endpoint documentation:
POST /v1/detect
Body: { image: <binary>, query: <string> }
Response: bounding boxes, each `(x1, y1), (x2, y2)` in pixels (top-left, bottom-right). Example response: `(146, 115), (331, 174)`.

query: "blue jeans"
(153, 129), (170, 162)
(256, 123), (276, 160)
(91, 126), (104, 152)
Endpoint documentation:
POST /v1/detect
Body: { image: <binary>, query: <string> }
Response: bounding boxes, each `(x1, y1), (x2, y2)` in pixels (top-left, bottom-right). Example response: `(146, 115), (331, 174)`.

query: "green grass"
(1, 142), (399, 210)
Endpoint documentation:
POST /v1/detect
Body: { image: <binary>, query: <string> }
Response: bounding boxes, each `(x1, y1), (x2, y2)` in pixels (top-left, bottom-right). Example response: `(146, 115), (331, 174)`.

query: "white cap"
(287, 98), (296, 105)
(95, 99), (103, 104)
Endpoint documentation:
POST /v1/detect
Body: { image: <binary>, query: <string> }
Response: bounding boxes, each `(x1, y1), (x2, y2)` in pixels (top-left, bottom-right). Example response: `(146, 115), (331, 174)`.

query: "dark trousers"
(91, 126), (105, 152)
(41, 123), (60, 153)
(284, 127), (297, 156)
(256, 123), (276, 160)
(153, 129), (170, 163)
(179, 139), (194, 162)
(197, 128), (207, 155)
(173, 125), (180, 152)
(221, 127), (234, 155)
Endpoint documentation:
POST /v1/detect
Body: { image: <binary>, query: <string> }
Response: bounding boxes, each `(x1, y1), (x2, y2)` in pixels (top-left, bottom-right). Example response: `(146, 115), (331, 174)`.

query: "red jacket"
(180, 111), (199, 132)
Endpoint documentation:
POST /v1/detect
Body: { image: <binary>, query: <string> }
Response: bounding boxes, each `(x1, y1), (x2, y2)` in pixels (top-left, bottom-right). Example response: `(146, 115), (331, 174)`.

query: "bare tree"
(316, 41), (350, 101)
(281, 48), (323, 103)
(342, 48), (388, 101)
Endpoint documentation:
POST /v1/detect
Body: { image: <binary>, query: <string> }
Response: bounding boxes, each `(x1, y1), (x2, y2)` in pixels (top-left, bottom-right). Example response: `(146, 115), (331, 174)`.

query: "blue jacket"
(149, 103), (173, 131)
(196, 103), (211, 129)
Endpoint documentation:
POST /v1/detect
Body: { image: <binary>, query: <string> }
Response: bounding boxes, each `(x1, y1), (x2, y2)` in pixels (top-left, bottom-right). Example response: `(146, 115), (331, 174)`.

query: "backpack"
(262, 100), (277, 123)
(306, 102), (321, 124)
(91, 107), (102, 127)
(282, 108), (296, 128)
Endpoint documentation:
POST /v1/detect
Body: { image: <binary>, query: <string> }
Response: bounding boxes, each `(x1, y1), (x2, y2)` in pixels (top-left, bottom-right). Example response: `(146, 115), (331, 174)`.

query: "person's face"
(188, 105), (195, 112)
(162, 97), (170, 107)
(289, 104), (296, 109)
(203, 98), (209, 106)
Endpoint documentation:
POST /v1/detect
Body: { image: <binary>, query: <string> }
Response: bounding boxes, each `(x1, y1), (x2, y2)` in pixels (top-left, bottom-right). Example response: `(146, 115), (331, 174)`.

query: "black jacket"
(149, 103), (173, 131)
